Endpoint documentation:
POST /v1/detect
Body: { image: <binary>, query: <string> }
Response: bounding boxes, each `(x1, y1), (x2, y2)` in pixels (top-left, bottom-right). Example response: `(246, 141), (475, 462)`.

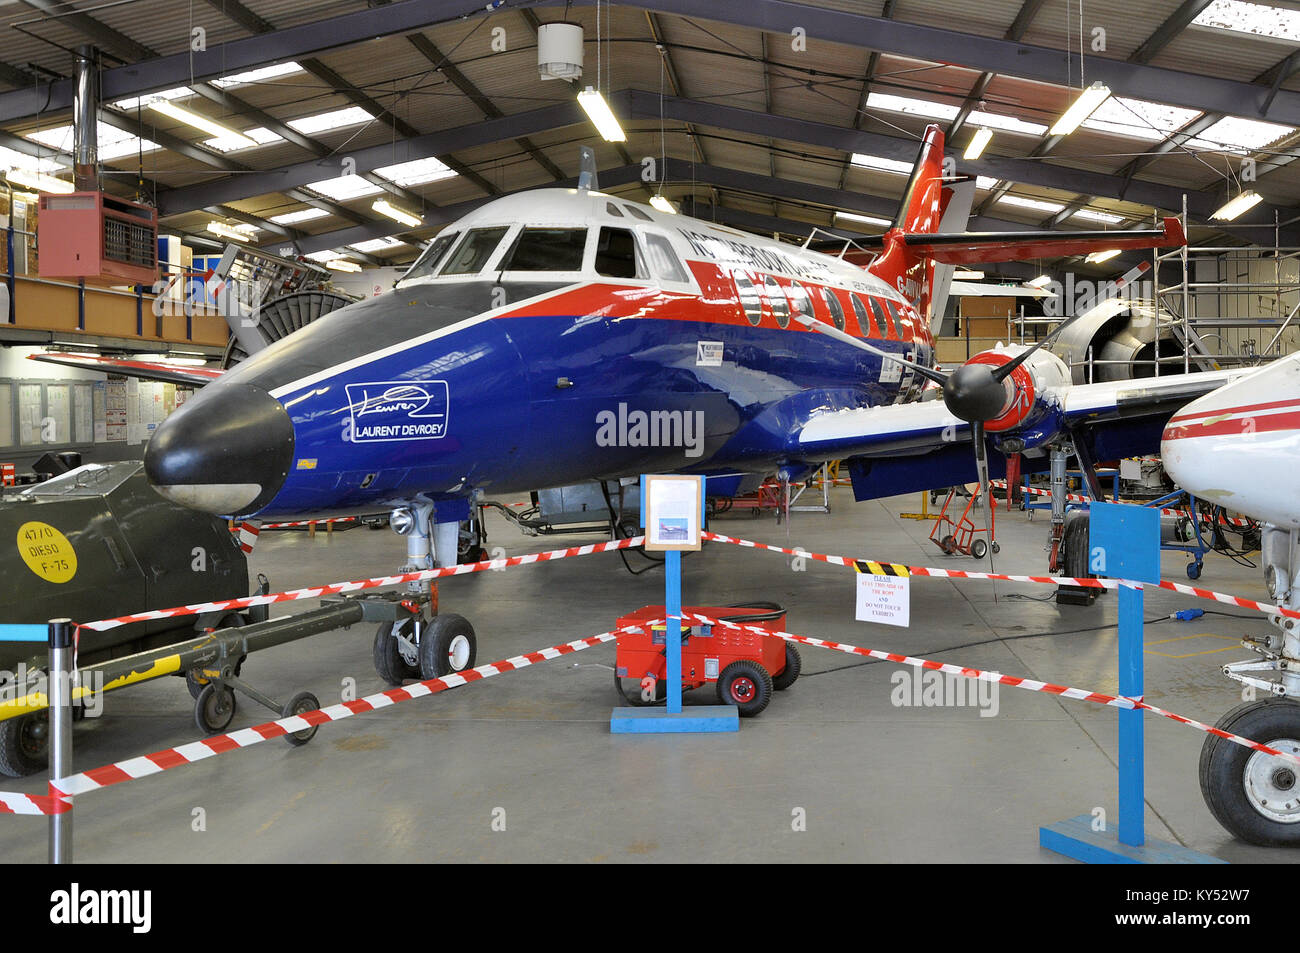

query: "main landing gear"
(372, 502), (479, 686)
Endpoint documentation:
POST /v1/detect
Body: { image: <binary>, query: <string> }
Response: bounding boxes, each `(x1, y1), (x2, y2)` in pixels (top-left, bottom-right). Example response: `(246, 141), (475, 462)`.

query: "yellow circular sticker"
(16, 521), (77, 584)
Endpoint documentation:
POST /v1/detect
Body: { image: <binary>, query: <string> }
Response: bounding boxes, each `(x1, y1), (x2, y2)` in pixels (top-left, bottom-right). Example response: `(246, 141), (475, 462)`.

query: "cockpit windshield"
(500, 227), (588, 272)
(401, 230), (460, 282)
(439, 226), (510, 275)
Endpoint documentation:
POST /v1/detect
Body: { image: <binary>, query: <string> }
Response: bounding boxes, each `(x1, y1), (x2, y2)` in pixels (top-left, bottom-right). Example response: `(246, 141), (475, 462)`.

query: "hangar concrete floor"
(0, 487), (1291, 863)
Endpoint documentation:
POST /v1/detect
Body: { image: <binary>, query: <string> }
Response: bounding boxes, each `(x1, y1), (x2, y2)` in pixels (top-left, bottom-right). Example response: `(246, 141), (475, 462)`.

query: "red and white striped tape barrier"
(0, 790), (66, 817)
(989, 480), (1255, 527)
(42, 624), (651, 803)
(77, 534), (648, 634)
(233, 521), (260, 554)
(681, 612), (1300, 769)
(700, 531), (1300, 621)
(260, 517), (359, 529)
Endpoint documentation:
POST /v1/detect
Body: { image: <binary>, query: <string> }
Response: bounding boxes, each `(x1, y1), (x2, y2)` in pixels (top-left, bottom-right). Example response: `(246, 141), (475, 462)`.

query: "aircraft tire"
(1200, 698), (1300, 845)
(772, 644), (802, 691)
(373, 620), (421, 685)
(0, 712), (48, 777)
(419, 613), (477, 679)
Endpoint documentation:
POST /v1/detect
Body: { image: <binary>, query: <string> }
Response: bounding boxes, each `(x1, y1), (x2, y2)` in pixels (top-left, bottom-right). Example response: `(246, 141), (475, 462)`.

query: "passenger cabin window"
(594, 227), (644, 279)
(888, 300), (912, 340)
(787, 282), (814, 322)
(735, 273), (762, 325)
(501, 227), (588, 272)
(820, 287), (846, 331)
(764, 275), (790, 329)
(402, 230), (459, 282)
(440, 226), (510, 275)
(644, 233), (689, 283)
(623, 204), (653, 221)
(850, 293), (874, 336)
(883, 300), (903, 338)
(869, 297), (892, 338)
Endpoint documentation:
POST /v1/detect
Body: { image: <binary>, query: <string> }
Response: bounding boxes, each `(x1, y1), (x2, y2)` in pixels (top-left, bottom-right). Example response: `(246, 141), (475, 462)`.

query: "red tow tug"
(613, 603), (799, 716)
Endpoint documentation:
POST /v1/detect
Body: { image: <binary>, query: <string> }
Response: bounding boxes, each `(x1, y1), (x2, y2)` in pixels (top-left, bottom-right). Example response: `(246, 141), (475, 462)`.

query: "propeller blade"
(795, 313), (949, 386)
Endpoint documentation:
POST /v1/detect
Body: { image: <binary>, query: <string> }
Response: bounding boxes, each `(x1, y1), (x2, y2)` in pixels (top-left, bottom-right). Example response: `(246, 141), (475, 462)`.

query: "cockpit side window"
(501, 227), (588, 272)
(594, 227), (645, 279)
(643, 232), (688, 283)
(402, 230), (459, 282)
(439, 226), (510, 275)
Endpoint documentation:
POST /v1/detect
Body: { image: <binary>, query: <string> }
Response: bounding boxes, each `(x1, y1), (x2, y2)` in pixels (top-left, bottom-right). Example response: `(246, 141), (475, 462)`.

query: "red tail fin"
(866, 124), (950, 320)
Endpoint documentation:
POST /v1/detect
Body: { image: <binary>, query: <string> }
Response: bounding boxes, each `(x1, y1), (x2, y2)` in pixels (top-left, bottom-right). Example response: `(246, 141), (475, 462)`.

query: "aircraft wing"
(796, 368), (1247, 498)
(27, 353), (223, 387)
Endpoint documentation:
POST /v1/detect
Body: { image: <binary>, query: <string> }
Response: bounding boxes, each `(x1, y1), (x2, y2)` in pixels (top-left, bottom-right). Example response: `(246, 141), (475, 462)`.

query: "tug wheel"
(0, 712), (48, 778)
(1200, 698), (1300, 845)
(419, 613), (477, 679)
(373, 618), (422, 685)
(772, 644), (802, 691)
(717, 659), (773, 717)
(281, 691), (321, 747)
(195, 683), (237, 735)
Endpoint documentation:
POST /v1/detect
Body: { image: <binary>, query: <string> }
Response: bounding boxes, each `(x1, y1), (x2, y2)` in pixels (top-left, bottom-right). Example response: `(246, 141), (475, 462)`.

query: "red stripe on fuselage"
(1167, 398), (1300, 425)
(1163, 410), (1300, 441)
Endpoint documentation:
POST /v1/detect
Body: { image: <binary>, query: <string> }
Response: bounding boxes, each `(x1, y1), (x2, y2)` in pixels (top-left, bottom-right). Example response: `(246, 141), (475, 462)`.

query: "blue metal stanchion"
(1040, 501), (1223, 863)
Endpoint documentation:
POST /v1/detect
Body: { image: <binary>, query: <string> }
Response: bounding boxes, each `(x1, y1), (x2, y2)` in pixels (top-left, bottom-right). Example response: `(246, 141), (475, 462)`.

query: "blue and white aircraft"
(36, 125), (1242, 680)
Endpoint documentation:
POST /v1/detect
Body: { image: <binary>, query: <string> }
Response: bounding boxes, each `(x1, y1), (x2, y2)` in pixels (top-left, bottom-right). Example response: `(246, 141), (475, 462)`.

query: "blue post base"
(610, 705), (740, 733)
(1040, 815), (1226, 864)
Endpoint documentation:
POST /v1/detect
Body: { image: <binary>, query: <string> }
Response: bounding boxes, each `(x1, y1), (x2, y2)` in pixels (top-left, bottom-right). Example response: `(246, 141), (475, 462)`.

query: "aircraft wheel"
(419, 613), (477, 679)
(772, 643), (802, 691)
(281, 692), (321, 747)
(0, 712), (48, 777)
(1200, 699), (1300, 845)
(373, 619), (421, 685)
(717, 660), (773, 717)
(195, 683), (237, 735)
(971, 538), (988, 560)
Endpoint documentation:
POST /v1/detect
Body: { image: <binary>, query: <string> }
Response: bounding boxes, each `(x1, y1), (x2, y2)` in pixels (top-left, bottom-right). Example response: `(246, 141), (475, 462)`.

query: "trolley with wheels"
(928, 484), (1000, 559)
(613, 602), (797, 717)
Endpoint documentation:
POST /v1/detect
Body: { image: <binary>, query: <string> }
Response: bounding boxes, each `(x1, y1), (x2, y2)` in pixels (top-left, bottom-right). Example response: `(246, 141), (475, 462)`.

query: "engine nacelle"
(966, 343), (1070, 435)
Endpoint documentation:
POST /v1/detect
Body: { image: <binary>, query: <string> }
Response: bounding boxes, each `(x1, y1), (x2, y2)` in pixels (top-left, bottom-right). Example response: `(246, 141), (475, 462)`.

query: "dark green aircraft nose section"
(145, 382), (295, 517)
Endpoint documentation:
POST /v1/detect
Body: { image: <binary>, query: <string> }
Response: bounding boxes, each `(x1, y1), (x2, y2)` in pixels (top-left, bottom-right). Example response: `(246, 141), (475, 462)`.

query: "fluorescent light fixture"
(1072, 208), (1125, 224)
(1049, 82), (1112, 136)
(866, 92), (960, 121)
(306, 174), (384, 201)
(349, 237), (406, 253)
(1193, 0), (1300, 42)
(1026, 275), (1053, 288)
(269, 207), (330, 226)
(999, 194), (1065, 214)
(326, 259), (362, 273)
(5, 168), (73, 193)
(953, 270), (985, 280)
(1210, 190), (1264, 221)
(1085, 249), (1122, 264)
(968, 111), (1048, 136)
(372, 199), (422, 227)
(963, 127), (992, 160)
(834, 211), (891, 228)
(288, 106), (374, 135)
(203, 126), (283, 153)
(211, 62), (304, 89)
(206, 221), (257, 241)
(648, 194), (677, 214)
(112, 86), (191, 111)
(374, 156), (457, 187)
(150, 100), (256, 149)
(577, 87), (626, 142)
(850, 153), (912, 175)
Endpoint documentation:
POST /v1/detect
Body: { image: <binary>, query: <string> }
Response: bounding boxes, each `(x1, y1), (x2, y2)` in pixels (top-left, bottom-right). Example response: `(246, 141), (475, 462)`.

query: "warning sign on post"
(855, 573), (910, 627)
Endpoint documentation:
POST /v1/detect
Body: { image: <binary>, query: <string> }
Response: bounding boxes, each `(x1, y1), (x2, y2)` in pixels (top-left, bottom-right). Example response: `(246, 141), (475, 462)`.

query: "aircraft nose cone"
(145, 382), (295, 517)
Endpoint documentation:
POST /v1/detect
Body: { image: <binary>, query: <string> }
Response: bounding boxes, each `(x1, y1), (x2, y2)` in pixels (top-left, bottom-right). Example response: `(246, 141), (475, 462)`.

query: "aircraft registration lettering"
(16, 521), (77, 584)
(345, 380), (450, 442)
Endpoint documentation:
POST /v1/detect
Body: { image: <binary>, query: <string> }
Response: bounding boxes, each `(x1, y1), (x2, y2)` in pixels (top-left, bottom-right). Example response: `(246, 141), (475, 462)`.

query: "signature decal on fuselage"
(345, 381), (450, 442)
